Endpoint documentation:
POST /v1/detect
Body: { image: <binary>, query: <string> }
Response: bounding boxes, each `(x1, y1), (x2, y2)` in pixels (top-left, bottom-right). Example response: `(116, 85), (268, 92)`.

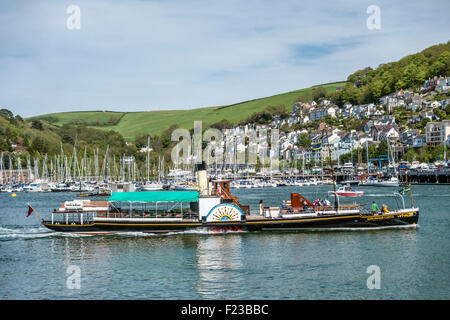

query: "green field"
(28, 111), (126, 125)
(29, 81), (345, 140)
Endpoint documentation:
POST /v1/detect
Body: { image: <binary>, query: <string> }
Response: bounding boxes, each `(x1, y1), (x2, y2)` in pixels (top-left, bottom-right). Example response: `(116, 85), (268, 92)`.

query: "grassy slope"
(1, 115), (62, 150)
(29, 81), (346, 140)
(27, 111), (126, 125)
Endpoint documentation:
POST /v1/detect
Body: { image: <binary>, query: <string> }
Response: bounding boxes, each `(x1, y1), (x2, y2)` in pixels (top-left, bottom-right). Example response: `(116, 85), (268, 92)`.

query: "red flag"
(26, 205), (34, 217)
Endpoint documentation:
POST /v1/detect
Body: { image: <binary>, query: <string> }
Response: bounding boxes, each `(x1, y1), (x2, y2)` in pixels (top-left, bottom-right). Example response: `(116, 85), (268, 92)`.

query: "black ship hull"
(42, 210), (419, 234)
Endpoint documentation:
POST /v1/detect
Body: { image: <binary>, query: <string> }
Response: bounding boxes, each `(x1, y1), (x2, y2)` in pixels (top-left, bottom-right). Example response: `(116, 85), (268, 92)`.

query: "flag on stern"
(26, 205), (34, 217)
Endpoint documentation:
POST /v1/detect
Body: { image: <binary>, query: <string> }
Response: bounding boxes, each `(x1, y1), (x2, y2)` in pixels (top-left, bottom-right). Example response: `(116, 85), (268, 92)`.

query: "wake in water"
(0, 225), (251, 240)
(0, 226), (57, 240)
(90, 228), (249, 238)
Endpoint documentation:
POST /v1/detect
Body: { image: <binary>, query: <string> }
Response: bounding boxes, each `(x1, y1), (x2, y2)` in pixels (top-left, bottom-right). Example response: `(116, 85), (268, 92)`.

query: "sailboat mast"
(147, 136), (150, 183)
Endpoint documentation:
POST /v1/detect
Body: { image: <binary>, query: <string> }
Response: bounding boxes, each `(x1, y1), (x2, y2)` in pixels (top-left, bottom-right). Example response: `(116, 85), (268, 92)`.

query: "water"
(0, 185), (449, 299)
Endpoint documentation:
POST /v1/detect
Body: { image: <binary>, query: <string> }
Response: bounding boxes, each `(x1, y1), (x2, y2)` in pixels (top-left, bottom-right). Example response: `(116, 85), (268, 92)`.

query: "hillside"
(0, 108), (136, 161)
(0, 110), (62, 156)
(28, 82), (345, 140)
(333, 41), (450, 106)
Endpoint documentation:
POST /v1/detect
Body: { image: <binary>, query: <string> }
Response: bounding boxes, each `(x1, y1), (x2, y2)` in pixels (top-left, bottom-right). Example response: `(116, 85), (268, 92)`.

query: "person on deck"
(302, 200), (309, 211)
(371, 201), (379, 214)
(259, 200), (264, 216)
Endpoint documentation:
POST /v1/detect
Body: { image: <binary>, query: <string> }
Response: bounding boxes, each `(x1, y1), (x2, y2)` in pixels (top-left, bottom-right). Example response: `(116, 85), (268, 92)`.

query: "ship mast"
(325, 126), (337, 209)
(147, 136), (150, 183)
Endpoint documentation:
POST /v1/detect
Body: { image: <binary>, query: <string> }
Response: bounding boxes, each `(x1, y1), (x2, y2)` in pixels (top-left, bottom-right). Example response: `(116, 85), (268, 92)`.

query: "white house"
(430, 101), (442, 109)
(327, 106), (338, 118)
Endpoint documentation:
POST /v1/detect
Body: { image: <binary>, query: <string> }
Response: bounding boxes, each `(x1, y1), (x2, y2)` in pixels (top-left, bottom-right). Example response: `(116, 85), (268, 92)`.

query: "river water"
(0, 185), (448, 299)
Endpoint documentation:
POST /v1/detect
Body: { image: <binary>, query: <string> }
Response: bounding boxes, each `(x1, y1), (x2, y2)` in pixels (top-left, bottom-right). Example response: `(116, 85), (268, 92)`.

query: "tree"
(395, 79), (406, 91)
(370, 79), (384, 101)
(401, 63), (420, 88)
(265, 105), (289, 119)
(377, 140), (388, 157)
(31, 119), (44, 130)
(298, 133), (311, 148)
(209, 119), (233, 131)
(437, 50), (450, 75)
(30, 136), (50, 154)
(0, 109), (13, 120)
(0, 137), (12, 152)
(404, 148), (417, 162)
(312, 87), (327, 101)
(22, 136), (30, 148)
(280, 123), (290, 133)
(428, 61), (445, 78)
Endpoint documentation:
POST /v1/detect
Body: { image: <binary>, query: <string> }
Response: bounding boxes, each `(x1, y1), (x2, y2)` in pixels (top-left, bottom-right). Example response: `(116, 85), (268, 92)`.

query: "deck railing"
(50, 211), (98, 224)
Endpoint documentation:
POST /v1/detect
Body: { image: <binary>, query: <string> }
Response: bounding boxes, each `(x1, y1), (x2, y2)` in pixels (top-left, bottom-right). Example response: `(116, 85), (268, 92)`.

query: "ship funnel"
(195, 162), (210, 196)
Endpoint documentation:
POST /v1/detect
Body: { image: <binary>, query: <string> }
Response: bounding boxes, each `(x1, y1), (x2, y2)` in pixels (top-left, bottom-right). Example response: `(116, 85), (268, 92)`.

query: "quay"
(399, 169), (450, 185)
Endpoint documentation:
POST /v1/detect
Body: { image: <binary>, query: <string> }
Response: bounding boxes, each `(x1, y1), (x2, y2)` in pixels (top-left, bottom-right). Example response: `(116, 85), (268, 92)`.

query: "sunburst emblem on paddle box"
(205, 204), (243, 223)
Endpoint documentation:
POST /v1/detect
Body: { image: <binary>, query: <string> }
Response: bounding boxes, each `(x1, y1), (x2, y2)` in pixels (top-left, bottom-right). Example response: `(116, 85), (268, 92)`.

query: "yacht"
(141, 183), (164, 191)
(359, 176), (399, 187)
(23, 183), (43, 192)
(50, 183), (72, 192)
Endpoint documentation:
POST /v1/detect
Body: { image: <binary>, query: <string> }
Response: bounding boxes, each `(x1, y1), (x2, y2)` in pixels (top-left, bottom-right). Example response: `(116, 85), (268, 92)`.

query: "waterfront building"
(426, 120), (450, 146)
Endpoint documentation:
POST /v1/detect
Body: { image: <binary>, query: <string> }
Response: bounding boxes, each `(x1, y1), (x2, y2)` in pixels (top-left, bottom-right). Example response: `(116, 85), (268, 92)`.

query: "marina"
(2, 156), (450, 194)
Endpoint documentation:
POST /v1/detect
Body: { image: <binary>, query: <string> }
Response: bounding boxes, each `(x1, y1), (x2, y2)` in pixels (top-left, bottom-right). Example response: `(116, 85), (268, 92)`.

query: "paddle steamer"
(41, 164), (419, 234)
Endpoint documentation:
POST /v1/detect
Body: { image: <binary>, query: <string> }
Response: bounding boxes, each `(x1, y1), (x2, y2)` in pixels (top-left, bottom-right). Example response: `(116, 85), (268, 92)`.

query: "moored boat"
(50, 182), (72, 192)
(141, 183), (164, 191)
(334, 185), (364, 197)
(360, 176), (399, 187)
(23, 183), (43, 192)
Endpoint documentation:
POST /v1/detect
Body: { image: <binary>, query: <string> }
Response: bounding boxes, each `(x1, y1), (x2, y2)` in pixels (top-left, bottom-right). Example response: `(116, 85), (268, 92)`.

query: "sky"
(1, 0), (449, 117)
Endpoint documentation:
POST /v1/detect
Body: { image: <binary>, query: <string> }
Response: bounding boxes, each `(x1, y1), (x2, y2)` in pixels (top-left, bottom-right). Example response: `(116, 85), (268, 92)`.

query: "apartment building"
(426, 120), (450, 145)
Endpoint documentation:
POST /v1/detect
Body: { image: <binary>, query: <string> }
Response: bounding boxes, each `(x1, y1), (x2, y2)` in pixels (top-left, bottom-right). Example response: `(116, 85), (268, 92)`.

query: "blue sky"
(1, 0), (449, 117)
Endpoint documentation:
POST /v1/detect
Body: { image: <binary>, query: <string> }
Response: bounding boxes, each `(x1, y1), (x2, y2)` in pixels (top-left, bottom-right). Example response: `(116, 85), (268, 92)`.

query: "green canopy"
(108, 191), (199, 203)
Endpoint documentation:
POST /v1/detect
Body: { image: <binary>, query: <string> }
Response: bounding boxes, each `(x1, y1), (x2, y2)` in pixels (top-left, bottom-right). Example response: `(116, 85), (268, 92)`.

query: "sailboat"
(342, 162), (359, 186)
(360, 139), (399, 187)
(141, 136), (164, 191)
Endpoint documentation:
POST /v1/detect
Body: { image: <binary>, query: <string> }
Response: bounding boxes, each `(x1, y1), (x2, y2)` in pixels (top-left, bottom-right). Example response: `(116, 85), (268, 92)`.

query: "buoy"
(11, 193), (17, 198)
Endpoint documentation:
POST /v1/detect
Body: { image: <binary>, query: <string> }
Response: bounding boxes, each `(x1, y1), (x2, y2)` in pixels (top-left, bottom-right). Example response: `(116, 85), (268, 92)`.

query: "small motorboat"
(334, 185), (364, 197)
